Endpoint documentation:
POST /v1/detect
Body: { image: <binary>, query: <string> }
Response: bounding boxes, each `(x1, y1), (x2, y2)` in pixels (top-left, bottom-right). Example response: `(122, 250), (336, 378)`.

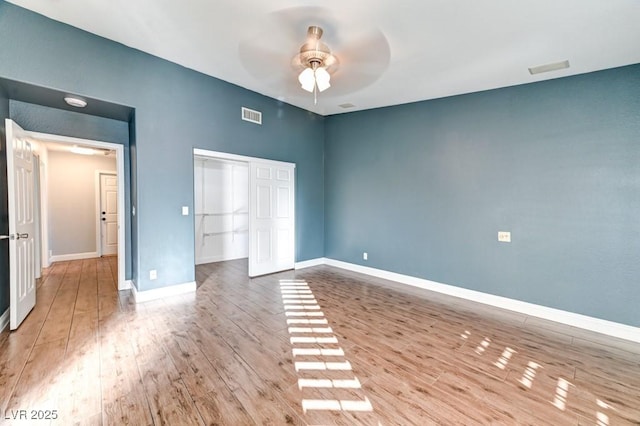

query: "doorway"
(193, 148), (296, 277)
(194, 157), (249, 265)
(28, 131), (127, 290)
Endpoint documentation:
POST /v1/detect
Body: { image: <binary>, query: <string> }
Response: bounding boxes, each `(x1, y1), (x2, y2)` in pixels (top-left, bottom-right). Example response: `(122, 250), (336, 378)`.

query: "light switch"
(182, 206), (189, 216)
(498, 231), (511, 243)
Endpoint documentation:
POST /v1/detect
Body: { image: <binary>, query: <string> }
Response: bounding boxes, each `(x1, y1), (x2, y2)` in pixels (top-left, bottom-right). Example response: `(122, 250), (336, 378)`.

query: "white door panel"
(276, 187), (290, 218)
(5, 119), (36, 330)
(248, 161), (295, 277)
(256, 229), (271, 262)
(256, 185), (272, 218)
(100, 173), (118, 255)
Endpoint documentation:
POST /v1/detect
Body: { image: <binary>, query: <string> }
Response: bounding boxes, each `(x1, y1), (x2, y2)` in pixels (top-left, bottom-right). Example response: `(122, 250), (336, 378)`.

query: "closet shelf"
(203, 229), (248, 237)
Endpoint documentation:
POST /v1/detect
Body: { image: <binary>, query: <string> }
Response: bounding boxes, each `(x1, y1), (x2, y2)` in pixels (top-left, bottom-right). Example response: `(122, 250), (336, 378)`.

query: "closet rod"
(203, 229), (248, 237)
(196, 212), (249, 216)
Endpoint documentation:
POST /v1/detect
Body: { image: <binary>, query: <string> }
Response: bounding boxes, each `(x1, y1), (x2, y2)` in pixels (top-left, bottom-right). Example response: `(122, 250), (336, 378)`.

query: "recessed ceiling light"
(528, 60), (570, 75)
(64, 96), (87, 108)
(339, 103), (355, 109)
(70, 145), (96, 155)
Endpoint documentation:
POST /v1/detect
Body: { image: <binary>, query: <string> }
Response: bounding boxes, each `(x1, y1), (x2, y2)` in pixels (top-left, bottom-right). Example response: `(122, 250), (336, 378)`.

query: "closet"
(194, 157), (249, 265)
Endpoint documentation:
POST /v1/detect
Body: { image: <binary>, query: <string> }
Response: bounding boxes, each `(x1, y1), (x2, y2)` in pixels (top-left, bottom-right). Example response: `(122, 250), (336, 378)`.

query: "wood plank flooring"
(0, 257), (639, 425)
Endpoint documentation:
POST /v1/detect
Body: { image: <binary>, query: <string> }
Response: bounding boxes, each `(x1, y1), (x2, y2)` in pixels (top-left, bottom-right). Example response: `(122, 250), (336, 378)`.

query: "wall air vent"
(242, 107), (262, 125)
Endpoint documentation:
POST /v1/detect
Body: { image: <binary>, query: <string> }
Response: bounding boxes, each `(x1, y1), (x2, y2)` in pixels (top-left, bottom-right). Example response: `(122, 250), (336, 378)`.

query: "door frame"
(95, 170), (118, 257)
(193, 148), (296, 275)
(29, 131), (127, 291)
(33, 154), (42, 279)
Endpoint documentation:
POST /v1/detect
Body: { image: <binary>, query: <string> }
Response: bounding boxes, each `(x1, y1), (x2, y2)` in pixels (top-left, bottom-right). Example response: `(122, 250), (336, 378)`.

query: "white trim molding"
(120, 280), (133, 291)
(321, 258), (640, 343)
(194, 148), (296, 169)
(50, 251), (99, 262)
(0, 309), (9, 333)
(131, 281), (197, 303)
(295, 258), (327, 270)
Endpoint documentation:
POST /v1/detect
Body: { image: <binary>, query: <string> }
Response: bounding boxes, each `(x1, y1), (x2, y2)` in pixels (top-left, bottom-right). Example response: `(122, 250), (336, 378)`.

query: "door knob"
(102, 218), (106, 221)
(102, 211), (106, 214)
(0, 235), (13, 240)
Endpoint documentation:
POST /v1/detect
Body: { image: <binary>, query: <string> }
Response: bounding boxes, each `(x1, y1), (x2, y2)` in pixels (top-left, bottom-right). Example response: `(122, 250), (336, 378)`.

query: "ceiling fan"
(238, 7), (391, 107)
(292, 26), (338, 103)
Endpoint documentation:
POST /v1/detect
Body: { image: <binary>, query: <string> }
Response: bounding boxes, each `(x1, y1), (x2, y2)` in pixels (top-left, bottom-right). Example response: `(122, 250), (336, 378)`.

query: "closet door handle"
(0, 235), (13, 240)
(16, 233), (29, 240)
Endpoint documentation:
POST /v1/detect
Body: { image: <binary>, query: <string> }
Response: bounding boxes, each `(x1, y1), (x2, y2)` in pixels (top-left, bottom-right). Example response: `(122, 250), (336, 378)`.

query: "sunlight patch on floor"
(280, 279), (374, 417)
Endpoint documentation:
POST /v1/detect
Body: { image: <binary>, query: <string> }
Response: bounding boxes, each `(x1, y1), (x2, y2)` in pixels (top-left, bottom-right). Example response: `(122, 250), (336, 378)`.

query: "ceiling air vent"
(242, 107), (262, 125)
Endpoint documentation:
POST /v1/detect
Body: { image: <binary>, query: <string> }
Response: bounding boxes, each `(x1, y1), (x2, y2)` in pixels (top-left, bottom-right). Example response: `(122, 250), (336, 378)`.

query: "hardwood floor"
(1, 258), (639, 425)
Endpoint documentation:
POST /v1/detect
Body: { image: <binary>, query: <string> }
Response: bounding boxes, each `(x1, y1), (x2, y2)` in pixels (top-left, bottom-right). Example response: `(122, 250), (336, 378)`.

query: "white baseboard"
(295, 257), (327, 269)
(50, 251), (98, 262)
(131, 281), (196, 303)
(119, 279), (133, 291)
(322, 258), (640, 343)
(0, 308), (9, 333)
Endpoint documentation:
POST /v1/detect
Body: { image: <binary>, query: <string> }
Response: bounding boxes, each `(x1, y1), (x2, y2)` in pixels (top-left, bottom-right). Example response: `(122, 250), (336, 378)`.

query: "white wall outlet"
(182, 206), (189, 216)
(498, 231), (511, 243)
(363, 252), (368, 260)
(149, 269), (157, 280)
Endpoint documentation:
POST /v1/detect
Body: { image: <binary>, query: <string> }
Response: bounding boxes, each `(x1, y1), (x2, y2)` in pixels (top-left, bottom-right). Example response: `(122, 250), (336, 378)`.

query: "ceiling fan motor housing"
(293, 26), (338, 71)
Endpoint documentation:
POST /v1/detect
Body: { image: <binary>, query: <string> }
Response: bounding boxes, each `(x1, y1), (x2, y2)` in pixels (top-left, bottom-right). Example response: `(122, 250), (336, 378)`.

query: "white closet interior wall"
(194, 157), (249, 264)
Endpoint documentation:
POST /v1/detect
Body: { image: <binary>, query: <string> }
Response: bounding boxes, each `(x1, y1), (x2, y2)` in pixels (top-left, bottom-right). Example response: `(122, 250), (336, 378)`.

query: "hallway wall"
(47, 150), (116, 260)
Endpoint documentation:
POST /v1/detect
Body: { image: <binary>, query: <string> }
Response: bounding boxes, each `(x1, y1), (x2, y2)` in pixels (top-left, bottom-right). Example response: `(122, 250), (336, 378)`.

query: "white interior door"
(248, 161), (295, 277)
(100, 173), (118, 256)
(5, 119), (36, 330)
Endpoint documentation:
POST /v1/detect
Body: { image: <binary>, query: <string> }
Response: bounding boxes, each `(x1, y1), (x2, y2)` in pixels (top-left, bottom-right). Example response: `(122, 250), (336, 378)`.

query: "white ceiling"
(7, 0), (640, 116)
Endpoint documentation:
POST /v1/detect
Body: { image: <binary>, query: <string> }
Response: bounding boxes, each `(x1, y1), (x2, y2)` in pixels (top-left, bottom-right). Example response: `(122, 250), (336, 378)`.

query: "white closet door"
(248, 161), (295, 277)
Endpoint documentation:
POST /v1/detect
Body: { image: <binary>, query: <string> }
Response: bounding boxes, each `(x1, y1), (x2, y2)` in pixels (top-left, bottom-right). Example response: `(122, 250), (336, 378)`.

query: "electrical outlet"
(149, 269), (157, 280)
(363, 252), (368, 260)
(498, 231), (511, 243)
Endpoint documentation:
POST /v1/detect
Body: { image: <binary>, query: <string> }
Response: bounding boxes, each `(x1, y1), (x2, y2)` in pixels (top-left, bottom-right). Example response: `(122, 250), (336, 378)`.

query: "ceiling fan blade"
(329, 29), (391, 95)
(238, 39), (293, 86)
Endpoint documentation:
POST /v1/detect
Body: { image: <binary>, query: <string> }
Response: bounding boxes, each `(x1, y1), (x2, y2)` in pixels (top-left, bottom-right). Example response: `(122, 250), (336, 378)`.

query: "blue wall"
(0, 91), (9, 314)
(325, 64), (640, 326)
(1, 2), (638, 328)
(0, 1), (325, 291)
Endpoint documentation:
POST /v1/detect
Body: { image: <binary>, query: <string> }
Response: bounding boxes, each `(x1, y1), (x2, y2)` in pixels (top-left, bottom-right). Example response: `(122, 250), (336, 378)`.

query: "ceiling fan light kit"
(293, 26), (338, 103)
(64, 95), (87, 108)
